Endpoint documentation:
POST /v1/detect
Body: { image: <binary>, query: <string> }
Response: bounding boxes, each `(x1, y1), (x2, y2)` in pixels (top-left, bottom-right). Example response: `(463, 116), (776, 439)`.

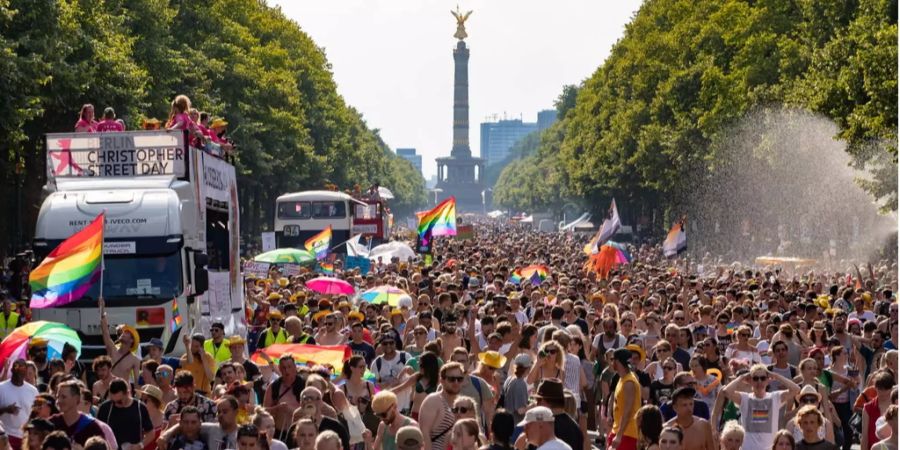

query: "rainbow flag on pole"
(29, 213), (105, 309)
(663, 218), (687, 258)
(416, 197), (457, 244)
(305, 225), (332, 260)
(170, 298), (183, 333)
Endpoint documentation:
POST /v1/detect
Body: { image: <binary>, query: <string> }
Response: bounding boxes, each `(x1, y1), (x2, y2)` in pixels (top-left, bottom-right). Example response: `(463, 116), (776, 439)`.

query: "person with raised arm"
(99, 298), (142, 386)
(720, 363), (801, 450)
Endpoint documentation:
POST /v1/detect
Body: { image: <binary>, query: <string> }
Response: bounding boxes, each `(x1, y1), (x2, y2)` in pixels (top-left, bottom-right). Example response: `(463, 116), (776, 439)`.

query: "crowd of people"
(71, 95), (235, 157)
(0, 219), (897, 450)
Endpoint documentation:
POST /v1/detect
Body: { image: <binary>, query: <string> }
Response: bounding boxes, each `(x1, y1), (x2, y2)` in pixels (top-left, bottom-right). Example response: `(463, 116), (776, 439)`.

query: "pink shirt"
(74, 119), (97, 132)
(95, 119), (125, 132)
(167, 112), (195, 131)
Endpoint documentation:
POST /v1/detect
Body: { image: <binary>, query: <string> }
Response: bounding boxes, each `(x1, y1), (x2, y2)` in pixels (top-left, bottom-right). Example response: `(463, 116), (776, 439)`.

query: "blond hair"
(371, 391), (397, 414)
(795, 404), (824, 426)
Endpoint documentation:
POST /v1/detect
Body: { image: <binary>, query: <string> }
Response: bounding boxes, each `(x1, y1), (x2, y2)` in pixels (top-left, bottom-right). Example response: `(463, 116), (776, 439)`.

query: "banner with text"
(46, 131), (187, 179)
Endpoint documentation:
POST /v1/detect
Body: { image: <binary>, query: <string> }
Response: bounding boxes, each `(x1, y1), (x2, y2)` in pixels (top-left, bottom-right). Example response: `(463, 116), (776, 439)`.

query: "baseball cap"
(395, 425), (424, 450)
(148, 338), (164, 349)
(516, 406), (555, 427)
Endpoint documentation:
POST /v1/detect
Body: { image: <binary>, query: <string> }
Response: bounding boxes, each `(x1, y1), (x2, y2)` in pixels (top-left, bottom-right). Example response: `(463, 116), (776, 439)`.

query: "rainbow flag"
(510, 265), (550, 285)
(305, 226), (332, 260)
(29, 213), (104, 309)
(250, 343), (351, 373)
(317, 262), (335, 275)
(416, 197), (457, 244)
(171, 298), (183, 333)
(663, 218), (687, 258)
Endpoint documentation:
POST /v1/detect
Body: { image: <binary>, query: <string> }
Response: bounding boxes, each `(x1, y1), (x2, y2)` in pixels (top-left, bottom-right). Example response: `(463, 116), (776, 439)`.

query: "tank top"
(430, 394), (456, 450)
(613, 371), (640, 438)
(382, 417), (412, 450)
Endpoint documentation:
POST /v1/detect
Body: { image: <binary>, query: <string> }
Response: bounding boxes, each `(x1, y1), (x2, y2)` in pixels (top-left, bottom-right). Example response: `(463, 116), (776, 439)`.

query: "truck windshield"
(79, 251), (183, 303)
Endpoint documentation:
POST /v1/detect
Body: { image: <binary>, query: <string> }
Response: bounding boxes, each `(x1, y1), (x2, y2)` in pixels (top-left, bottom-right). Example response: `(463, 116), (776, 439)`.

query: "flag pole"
(99, 212), (106, 301)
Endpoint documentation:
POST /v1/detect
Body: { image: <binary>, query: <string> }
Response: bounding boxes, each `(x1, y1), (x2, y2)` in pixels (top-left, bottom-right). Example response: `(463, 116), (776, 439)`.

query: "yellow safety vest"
(0, 312), (19, 339)
(204, 339), (232, 365)
(263, 328), (287, 347)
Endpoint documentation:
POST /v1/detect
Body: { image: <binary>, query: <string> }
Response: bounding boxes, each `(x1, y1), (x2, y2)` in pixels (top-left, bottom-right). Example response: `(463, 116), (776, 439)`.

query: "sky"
(271, 0), (643, 179)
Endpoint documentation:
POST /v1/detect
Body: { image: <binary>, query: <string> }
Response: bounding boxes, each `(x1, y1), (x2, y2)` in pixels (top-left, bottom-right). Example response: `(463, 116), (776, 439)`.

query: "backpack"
(270, 375), (304, 403)
(374, 352), (408, 375)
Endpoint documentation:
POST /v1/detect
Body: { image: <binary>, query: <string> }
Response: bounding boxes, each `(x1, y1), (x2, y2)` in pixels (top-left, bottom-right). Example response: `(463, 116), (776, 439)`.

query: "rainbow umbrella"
(0, 321), (81, 363)
(359, 286), (409, 306)
(510, 265), (550, 285)
(305, 277), (355, 295)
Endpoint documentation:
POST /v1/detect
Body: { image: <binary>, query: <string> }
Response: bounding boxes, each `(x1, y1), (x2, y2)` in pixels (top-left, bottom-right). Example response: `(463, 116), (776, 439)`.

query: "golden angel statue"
(451, 6), (472, 40)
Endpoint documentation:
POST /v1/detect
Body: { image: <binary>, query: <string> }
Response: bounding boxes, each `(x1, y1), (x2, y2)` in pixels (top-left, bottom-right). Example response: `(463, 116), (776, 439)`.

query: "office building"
(396, 148), (423, 175)
(479, 119), (538, 167)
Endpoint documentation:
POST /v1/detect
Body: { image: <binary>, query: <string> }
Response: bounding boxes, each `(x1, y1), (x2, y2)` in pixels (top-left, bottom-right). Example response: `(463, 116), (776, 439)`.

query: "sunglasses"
(663, 366), (676, 371)
(414, 331), (426, 335)
(452, 407), (470, 414)
(375, 405), (393, 418)
(325, 322), (334, 327)
(751, 375), (768, 382)
(799, 397), (818, 405)
(301, 395), (321, 402)
(445, 376), (464, 383)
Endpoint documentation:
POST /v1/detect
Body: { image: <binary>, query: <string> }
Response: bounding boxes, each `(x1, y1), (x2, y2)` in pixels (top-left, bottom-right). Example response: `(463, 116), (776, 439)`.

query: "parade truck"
(32, 130), (246, 360)
(351, 189), (393, 244)
(274, 190), (365, 251)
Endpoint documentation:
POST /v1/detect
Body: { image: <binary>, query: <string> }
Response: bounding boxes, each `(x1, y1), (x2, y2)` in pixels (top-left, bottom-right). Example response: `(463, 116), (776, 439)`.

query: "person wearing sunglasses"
(649, 357), (679, 406)
(371, 391), (417, 450)
(784, 386), (836, 446)
(725, 325), (762, 365)
(203, 323), (232, 366)
(720, 364), (801, 450)
(527, 341), (565, 386)
(419, 362), (464, 450)
(294, 387), (349, 450)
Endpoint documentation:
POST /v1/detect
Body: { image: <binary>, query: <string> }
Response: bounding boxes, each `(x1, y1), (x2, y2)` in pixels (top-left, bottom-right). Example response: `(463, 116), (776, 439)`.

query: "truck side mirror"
(193, 252), (209, 296)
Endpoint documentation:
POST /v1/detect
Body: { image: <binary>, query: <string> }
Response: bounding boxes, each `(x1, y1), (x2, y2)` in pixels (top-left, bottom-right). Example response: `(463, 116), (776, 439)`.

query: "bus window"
(278, 201), (311, 219)
(355, 204), (378, 220)
(312, 201), (346, 218)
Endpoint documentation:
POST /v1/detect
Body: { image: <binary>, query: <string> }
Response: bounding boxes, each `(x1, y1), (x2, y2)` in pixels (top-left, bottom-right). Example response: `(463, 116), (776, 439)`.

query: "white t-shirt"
(0, 380), (38, 438)
(739, 391), (784, 450)
(537, 438), (573, 450)
(726, 347), (762, 365)
(370, 351), (410, 385)
(562, 353), (582, 407)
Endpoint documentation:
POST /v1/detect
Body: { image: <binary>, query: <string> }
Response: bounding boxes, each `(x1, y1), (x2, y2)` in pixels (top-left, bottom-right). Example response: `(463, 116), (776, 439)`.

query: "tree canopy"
(0, 0), (426, 253)
(494, 0), (897, 223)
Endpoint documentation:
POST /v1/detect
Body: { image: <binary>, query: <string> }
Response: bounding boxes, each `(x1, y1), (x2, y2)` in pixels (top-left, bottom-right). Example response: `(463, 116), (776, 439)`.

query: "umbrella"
(368, 241), (416, 262)
(585, 244), (630, 279)
(306, 277), (355, 295)
(254, 248), (316, 265)
(0, 321), (81, 363)
(360, 286), (409, 306)
(510, 265), (550, 285)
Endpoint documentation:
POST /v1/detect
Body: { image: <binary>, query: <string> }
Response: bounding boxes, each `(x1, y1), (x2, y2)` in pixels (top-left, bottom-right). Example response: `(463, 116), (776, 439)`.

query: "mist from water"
(685, 107), (897, 268)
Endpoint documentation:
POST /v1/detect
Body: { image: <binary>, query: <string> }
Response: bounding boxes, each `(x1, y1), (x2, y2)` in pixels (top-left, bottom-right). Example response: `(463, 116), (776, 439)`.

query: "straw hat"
(267, 310), (284, 320)
(228, 335), (246, 346)
(278, 278), (290, 288)
(266, 292), (283, 302)
(477, 351), (507, 369)
(209, 118), (228, 129)
(117, 325), (140, 352)
(796, 384), (821, 403)
(140, 385), (164, 408)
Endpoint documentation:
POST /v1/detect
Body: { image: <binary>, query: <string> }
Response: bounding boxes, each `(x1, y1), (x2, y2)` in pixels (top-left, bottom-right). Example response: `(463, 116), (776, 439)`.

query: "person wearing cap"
(145, 338), (180, 371)
(22, 418), (55, 450)
(393, 425), (424, 450)
(663, 386), (715, 450)
(226, 336), (259, 382)
(255, 310), (288, 350)
(532, 378), (582, 450)
(721, 363), (801, 450)
(371, 391), (417, 450)
(0, 359), (38, 449)
(607, 348), (640, 450)
(517, 406), (571, 449)
(501, 354), (532, 425)
(203, 323), (232, 366)
(99, 298), (142, 385)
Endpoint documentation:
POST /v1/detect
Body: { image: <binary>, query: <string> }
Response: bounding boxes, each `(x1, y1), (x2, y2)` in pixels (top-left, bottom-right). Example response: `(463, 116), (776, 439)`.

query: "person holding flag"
(306, 226), (333, 260)
(586, 198), (622, 255)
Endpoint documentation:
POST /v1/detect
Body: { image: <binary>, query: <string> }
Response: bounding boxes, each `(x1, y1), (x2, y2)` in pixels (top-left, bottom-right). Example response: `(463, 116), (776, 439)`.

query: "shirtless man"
(315, 313), (346, 346)
(437, 315), (463, 363)
(90, 355), (115, 404)
(664, 387), (715, 450)
(263, 356), (304, 440)
(99, 298), (141, 384)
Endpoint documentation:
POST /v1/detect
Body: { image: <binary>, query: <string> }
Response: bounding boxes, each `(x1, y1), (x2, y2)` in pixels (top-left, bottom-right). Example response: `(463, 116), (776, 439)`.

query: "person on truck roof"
(94, 108), (125, 133)
(74, 104), (97, 133)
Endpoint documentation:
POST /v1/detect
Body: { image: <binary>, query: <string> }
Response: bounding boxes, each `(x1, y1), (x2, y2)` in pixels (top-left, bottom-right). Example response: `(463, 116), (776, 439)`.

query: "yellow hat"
(210, 118), (228, 129)
(278, 278), (289, 288)
(313, 310), (330, 323)
(625, 344), (645, 363)
(268, 310), (284, 320)
(477, 351), (507, 369)
(348, 311), (365, 321)
(290, 292), (307, 303)
(117, 325), (140, 352)
(390, 310), (404, 317)
(266, 293), (283, 301)
(30, 337), (49, 347)
(228, 335), (247, 346)
(337, 301), (351, 310)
